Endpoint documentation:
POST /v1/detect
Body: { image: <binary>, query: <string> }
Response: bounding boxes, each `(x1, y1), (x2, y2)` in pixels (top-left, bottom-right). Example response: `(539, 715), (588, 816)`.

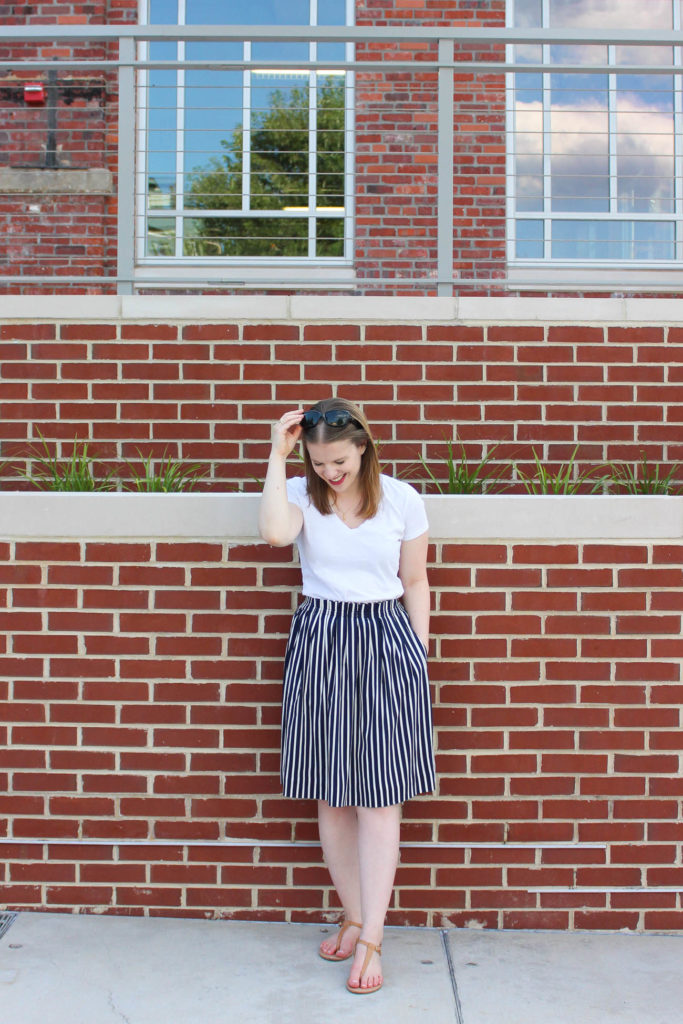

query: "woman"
(258, 398), (435, 995)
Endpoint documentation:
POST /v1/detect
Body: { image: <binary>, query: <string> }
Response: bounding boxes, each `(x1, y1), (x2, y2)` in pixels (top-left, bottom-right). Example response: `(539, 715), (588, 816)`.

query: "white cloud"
(549, 0), (672, 30)
(514, 93), (675, 210)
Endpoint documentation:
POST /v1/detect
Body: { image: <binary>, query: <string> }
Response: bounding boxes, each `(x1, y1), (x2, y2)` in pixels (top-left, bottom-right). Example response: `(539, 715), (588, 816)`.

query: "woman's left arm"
(398, 530), (430, 653)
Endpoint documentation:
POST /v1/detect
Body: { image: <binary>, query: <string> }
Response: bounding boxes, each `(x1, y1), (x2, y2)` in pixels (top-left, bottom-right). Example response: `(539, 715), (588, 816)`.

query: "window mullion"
(608, 46), (618, 236)
(309, 58), (318, 259)
(674, 2), (683, 261)
(243, 41), (251, 215)
(345, 0), (355, 262)
(543, 44), (551, 260)
(175, 39), (185, 259)
(309, 0), (318, 257)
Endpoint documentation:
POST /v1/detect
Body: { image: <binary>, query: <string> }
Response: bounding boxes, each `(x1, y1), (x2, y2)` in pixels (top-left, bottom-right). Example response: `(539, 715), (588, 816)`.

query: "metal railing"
(2, 23), (683, 295)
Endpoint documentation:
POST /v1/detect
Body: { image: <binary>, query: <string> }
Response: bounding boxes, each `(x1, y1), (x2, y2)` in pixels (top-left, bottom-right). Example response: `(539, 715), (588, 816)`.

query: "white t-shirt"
(285, 474), (429, 602)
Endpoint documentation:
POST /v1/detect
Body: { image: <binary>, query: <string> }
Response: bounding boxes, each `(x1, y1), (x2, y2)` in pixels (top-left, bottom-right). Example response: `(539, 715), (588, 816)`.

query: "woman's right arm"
(258, 409), (305, 547)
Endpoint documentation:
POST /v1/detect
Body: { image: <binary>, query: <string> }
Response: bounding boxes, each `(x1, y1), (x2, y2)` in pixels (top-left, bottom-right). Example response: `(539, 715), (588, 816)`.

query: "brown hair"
(301, 398), (381, 519)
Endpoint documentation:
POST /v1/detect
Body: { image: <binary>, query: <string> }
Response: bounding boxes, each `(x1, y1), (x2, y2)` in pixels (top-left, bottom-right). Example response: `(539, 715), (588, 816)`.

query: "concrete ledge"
(0, 168), (113, 194)
(0, 492), (680, 541)
(3, 294), (683, 322)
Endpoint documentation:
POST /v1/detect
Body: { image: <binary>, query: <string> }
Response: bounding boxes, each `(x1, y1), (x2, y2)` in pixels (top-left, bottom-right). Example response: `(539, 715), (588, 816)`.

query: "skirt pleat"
(281, 597), (436, 808)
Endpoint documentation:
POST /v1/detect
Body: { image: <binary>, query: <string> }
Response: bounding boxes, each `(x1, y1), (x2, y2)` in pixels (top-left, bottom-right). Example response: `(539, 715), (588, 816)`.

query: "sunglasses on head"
(301, 408), (363, 431)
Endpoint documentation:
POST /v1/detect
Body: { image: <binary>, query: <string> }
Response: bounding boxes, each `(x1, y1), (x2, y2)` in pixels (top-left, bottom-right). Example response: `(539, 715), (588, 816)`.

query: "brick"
(15, 542), (81, 561)
(85, 543), (151, 563)
(60, 324), (117, 340)
(121, 324), (178, 340)
(157, 543), (223, 562)
(182, 324), (239, 341)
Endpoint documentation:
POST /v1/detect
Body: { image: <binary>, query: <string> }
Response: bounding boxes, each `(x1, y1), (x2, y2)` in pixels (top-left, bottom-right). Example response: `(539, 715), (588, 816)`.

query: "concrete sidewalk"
(1, 911), (682, 1024)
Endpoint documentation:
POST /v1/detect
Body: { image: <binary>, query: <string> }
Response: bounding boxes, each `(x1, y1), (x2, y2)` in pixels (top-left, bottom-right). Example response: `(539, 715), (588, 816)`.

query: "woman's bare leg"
(347, 803), (401, 991)
(317, 800), (362, 958)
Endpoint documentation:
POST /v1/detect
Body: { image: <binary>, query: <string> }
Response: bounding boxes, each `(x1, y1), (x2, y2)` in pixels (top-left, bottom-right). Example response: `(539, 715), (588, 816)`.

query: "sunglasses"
(301, 408), (363, 431)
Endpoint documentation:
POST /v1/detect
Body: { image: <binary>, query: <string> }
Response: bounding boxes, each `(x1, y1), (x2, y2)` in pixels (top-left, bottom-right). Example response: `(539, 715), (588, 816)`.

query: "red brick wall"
(0, 1), (135, 291)
(0, 535), (681, 930)
(355, 2), (506, 290)
(0, 319), (681, 489)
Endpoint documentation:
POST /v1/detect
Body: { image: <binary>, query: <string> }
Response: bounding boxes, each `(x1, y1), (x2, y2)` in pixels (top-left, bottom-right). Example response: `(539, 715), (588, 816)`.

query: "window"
(510, 0), (682, 265)
(140, 0), (351, 267)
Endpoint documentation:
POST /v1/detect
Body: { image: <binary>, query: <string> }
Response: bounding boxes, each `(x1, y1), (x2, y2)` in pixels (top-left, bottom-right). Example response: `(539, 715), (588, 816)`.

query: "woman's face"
(306, 437), (366, 497)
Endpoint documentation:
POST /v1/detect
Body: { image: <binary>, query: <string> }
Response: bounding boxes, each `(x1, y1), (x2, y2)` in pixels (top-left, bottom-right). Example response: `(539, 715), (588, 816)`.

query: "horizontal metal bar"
(1, 59), (682, 76)
(2, 24), (683, 44)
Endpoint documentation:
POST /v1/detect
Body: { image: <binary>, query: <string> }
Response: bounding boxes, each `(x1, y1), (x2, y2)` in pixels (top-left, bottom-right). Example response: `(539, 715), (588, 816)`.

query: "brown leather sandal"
(346, 938), (383, 994)
(318, 919), (362, 962)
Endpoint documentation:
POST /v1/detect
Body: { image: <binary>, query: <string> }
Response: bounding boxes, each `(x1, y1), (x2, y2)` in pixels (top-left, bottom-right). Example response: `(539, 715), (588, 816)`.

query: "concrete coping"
(4, 294), (683, 322)
(0, 493), (681, 541)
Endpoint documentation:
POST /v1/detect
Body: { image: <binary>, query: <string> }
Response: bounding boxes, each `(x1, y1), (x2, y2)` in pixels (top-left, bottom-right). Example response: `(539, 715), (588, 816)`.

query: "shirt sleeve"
(286, 475), (309, 510)
(402, 482), (429, 540)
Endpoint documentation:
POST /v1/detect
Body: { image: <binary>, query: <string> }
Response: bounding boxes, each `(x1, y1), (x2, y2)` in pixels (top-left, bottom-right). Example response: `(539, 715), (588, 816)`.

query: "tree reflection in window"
(143, 0), (348, 261)
(183, 78), (345, 257)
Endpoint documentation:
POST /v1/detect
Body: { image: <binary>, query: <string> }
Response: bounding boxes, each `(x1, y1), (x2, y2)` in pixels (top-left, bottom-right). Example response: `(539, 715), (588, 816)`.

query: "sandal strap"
(333, 919), (362, 952)
(355, 938), (382, 979)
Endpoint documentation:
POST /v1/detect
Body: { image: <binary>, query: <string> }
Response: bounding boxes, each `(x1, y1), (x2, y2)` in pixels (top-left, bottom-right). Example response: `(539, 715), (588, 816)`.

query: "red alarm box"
(24, 82), (47, 106)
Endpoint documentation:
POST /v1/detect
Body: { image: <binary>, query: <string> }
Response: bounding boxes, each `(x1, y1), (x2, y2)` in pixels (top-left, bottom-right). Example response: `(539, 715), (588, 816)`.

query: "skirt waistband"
(299, 596), (403, 617)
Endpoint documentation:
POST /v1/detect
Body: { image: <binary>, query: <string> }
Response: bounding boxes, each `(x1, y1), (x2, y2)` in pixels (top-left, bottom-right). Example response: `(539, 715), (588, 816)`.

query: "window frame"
(506, 0), (683, 284)
(135, 0), (355, 282)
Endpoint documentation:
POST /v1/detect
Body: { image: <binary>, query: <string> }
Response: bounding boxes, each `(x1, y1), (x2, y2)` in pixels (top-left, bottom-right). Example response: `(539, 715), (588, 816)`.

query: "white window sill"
(508, 262), (683, 292)
(134, 261), (356, 291)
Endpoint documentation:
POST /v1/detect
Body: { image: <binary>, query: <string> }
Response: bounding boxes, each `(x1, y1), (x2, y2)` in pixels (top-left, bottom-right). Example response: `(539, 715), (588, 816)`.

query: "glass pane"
(185, 0), (310, 23)
(149, 0), (177, 22)
(551, 73), (608, 212)
(515, 72), (543, 212)
(183, 42), (243, 201)
(551, 219), (675, 260)
(549, 0), (671, 29)
(616, 73), (674, 213)
(183, 216), (309, 256)
(318, 0), (346, 61)
(633, 221), (675, 260)
(252, 41), (309, 64)
(184, 150), (242, 214)
(513, 0), (542, 27)
(316, 217), (344, 257)
(147, 44), (178, 210)
(147, 218), (176, 256)
(549, 44), (607, 67)
(317, 74), (345, 208)
(318, 0), (346, 24)
(250, 73), (309, 211)
(616, 45), (673, 68)
(515, 45), (542, 66)
(244, 0), (310, 24)
(516, 220), (544, 259)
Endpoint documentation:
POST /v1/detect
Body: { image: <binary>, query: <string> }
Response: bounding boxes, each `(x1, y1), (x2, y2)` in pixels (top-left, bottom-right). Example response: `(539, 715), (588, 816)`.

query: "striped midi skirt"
(281, 597), (436, 808)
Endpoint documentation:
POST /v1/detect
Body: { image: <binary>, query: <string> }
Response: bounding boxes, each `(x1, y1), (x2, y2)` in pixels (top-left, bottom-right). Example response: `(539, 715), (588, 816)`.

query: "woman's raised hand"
(271, 408), (305, 460)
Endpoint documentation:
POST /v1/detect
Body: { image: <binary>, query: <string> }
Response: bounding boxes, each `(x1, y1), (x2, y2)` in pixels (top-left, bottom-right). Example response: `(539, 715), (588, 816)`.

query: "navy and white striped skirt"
(281, 597), (436, 808)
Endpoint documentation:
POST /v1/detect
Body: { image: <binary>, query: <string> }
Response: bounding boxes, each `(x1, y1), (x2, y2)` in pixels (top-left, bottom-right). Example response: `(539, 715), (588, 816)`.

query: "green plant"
(419, 441), (510, 494)
(607, 454), (682, 495)
(515, 446), (608, 495)
(23, 433), (116, 491)
(121, 449), (208, 492)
